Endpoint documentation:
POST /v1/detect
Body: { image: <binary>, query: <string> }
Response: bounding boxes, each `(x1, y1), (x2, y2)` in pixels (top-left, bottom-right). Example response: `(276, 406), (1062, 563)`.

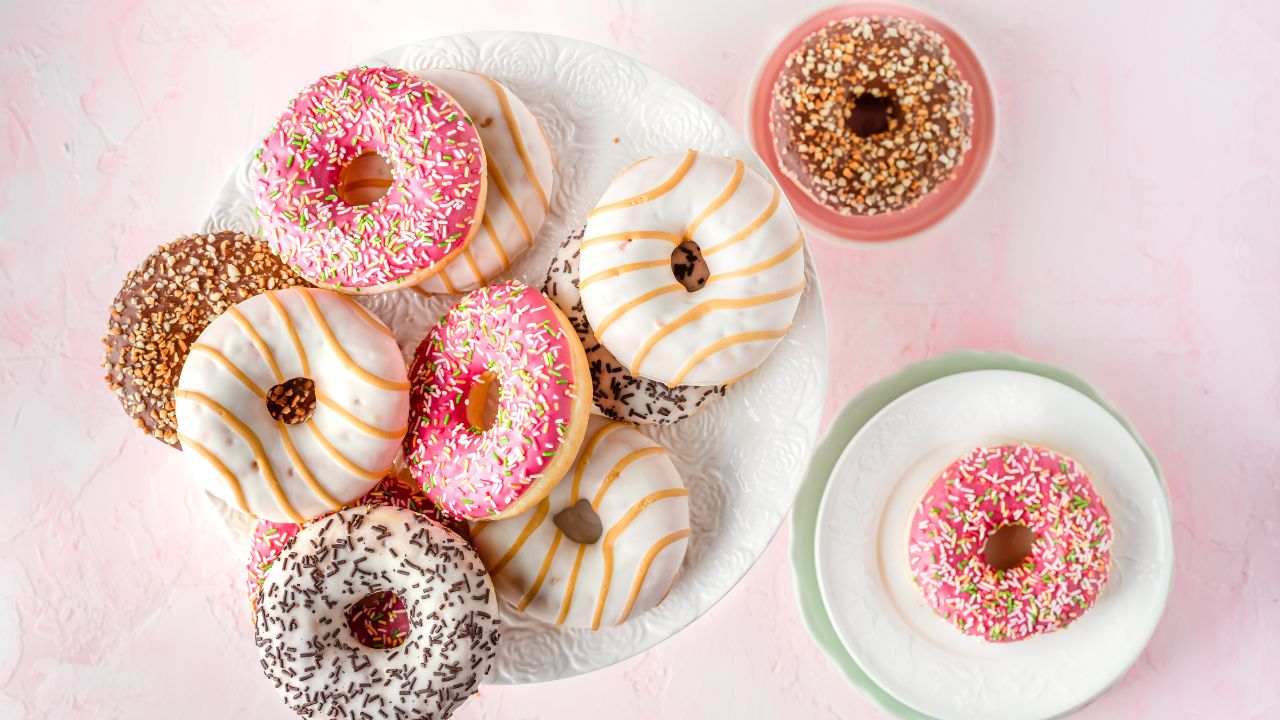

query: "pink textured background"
(1, 0), (1278, 718)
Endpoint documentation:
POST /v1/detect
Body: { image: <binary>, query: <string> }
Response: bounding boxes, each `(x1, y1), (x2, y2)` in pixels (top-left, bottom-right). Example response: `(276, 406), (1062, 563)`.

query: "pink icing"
(907, 444), (1112, 643)
(253, 66), (485, 290)
(405, 281), (581, 520)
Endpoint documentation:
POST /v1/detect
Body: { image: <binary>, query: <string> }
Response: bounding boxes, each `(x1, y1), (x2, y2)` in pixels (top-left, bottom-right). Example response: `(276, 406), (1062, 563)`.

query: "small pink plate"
(749, 1), (997, 244)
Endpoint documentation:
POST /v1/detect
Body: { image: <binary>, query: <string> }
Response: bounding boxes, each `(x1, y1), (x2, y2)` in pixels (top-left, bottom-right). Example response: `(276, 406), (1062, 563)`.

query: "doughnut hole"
(670, 239), (710, 293)
(845, 92), (896, 138)
(983, 523), (1036, 571)
(466, 371), (502, 433)
(338, 151), (393, 206)
(266, 377), (317, 424)
(344, 590), (409, 649)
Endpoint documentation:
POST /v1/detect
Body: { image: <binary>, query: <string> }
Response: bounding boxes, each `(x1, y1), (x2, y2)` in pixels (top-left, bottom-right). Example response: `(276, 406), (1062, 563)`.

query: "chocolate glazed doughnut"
(770, 16), (974, 215)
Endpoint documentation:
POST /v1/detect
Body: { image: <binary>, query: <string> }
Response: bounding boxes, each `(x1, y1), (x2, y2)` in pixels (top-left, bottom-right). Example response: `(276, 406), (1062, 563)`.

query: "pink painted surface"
(1, 0), (1277, 718)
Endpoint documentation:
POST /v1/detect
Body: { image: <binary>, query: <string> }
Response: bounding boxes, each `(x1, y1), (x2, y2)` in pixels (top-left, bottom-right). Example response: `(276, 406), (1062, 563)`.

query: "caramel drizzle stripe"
(462, 247), (484, 286)
(337, 293), (396, 340)
(615, 528), (692, 624)
(667, 326), (793, 386)
(278, 421), (341, 510)
(226, 306), (283, 383)
(189, 345), (265, 399)
(265, 291), (310, 377)
(704, 233), (804, 287)
(516, 529), (563, 612)
(590, 447), (668, 507)
(701, 186), (782, 257)
(298, 290), (410, 392)
(482, 213), (511, 269)
(722, 367), (757, 386)
(594, 284), (684, 338)
(590, 487), (690, 630)
(630, 281), (806, 375)
(577, 259), (671, 291)
(177, 432), (249, 514)
(482, 74), (548, 209)
(487, 160), (532, 246)
(315, 389), (407, 440)
(548, 422), (626, 623)
(682, 159), (745, 241)
(174, 389), (302, 522)
(488, 499), (550, 577)
(554, 443), (666, 622)
(410, 284), (433, 298)
(555, 545), (589, 626)
(438, 267), (459, 294)
(306, 419), (387, 481)
(588, 149), (697, 219)
(579, 230), (683, 250)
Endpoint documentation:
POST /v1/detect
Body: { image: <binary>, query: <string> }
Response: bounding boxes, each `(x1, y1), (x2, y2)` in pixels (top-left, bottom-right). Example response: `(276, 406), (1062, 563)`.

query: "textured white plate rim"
(200, 30), (828, 685)
(814, 370), (1174, 720)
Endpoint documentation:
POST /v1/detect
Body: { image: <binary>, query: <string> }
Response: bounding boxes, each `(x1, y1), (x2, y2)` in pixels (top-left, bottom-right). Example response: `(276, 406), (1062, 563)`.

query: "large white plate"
(815, 370), (1173, 720)
(200, 31), (828, 685)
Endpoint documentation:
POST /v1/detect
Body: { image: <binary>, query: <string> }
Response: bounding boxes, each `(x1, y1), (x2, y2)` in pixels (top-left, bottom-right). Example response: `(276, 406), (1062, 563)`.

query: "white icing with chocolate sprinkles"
(255, 505), (499, 719)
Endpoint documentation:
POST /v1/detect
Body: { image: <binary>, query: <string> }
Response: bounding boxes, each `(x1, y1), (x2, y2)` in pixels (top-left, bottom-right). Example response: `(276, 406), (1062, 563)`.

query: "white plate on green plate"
(793, 352), (1173, 719)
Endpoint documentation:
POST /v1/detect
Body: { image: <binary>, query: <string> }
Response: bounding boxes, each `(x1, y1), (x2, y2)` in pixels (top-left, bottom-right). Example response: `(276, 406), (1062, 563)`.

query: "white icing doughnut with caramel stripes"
(411, 69), (554, 294)
(578, 150), (805, 387)
(176, 287), (410, 523)
(469, 416), (689, 630)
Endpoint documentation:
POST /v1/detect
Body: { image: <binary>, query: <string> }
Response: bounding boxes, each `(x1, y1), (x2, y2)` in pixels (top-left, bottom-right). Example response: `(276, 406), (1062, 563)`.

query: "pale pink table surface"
(1, 0), (1277, 718)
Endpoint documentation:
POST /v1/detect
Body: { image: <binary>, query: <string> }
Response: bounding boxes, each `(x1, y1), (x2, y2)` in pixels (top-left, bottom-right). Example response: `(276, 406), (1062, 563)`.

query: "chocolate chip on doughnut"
(770, 16), (974, 215)
(102, 231), (308, 447)
(544, 229), (726, 425)
(255, 505), (499, 719)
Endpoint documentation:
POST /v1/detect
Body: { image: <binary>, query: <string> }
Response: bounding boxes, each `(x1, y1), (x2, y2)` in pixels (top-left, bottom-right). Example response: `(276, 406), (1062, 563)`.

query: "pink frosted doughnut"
(405, 281), (591, 522)
(253, 66), (487, 293)
(908, 444), (1113, 643)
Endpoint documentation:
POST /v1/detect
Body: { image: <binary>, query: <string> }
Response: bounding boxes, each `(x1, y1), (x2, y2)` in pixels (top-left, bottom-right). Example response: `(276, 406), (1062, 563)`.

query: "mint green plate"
(791, 351), (1167, 719)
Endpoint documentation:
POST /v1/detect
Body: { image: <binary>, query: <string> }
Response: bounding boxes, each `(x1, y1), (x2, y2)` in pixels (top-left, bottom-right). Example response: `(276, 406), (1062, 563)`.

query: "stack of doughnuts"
(102, 61), (808, 720)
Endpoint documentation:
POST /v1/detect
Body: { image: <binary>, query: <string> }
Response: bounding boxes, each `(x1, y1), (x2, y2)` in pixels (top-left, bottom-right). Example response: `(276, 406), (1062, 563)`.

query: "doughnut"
(253, 66), (487, 293)
(470, 416), (689, 629)
(175, 286), (410, 522)
(770, 16), (974, 215)
(908, 444), (1113, 643)
(545, 228), (726, 424)
(411, 69), (555, 294)
(405, 280), (591, 521)
(255, 505), (499, 719)
(579, 150), (806, 387)
(102, 231), (308, 447)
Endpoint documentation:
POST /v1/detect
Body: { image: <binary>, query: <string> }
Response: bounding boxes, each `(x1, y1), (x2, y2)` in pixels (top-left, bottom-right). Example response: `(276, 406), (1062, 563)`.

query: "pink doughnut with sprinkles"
(253, 66), (486, 293)
(405, 281), (591, 522)
(908, 444), (1113, 643)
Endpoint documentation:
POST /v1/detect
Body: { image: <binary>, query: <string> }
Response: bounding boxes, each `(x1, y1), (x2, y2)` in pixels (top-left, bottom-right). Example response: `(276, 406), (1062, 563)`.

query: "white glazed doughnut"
(545, 229), (726, 424)
(469, 416), (690, 629)
(255, 505), (499, 720)
(411, 69), (554, 294)
(176, 286), (410, 523)
(578, 150), (806, 386)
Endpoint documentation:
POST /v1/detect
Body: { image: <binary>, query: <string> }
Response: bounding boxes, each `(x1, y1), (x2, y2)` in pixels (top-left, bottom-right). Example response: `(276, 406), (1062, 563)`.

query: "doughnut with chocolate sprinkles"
(770, 16), (974, 215)
(255, 505), (499, 720)
(101, 231), (309, 447)
(544, 229), (725, 424)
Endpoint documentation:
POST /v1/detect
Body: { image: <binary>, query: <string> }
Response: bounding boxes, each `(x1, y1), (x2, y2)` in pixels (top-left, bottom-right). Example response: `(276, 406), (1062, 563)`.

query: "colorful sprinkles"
(405, 281), (587, 521)
(770, 16), (974, 215)
(253, 66), (485, 290)
(907, 444), (1113, 643)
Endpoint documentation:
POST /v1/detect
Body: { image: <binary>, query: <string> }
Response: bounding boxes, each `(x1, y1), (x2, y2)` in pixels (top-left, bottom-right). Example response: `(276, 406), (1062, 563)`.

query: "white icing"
(578, 151), (805, 386)
(175, 287), (410, 522)
(470, 416), (690, 629)
(411, 68), (555, 294)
